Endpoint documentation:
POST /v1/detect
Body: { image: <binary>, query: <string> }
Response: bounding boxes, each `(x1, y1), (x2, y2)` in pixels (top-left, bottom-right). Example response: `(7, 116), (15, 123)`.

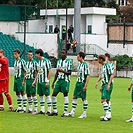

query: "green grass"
(1, 76), (133, 133)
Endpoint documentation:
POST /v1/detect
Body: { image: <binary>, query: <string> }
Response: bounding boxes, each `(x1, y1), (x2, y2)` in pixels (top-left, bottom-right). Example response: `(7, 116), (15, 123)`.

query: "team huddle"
(0, 49), (133, 122)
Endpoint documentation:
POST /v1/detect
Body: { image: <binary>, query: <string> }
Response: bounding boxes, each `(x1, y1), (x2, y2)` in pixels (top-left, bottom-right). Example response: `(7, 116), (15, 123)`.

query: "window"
(49, 25), (53, 33)
(88, 25), (92, 34)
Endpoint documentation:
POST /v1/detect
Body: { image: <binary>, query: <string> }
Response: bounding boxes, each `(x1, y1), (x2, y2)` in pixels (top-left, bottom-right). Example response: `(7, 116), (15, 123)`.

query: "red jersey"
(0, 57), (9, 93)
(0, 57), (9, 81)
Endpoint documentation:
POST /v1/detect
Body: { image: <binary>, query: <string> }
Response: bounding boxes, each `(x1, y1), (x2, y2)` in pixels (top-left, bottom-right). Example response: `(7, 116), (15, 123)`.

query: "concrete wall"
(16, 33), (58, 58)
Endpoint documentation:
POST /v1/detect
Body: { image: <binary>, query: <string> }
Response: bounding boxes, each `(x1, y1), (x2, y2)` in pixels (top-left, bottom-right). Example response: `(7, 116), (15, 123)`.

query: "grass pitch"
(0, 76), (133, 133)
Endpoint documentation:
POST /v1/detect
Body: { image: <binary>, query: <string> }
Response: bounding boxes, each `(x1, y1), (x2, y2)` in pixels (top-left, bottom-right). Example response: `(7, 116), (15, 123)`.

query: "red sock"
(0, 93), (4, 108)
(4, 93), (12, 107)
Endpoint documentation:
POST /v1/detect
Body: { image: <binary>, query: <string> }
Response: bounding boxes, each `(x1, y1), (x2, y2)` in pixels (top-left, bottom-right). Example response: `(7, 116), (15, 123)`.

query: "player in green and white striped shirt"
(35, 49), (52, 115)
(22, 51), (38, 114)
(95, 55), (114, 121)
(50, 49), (72, 117)
(69, 52), (90, 118)
(13, 49), (27, 112)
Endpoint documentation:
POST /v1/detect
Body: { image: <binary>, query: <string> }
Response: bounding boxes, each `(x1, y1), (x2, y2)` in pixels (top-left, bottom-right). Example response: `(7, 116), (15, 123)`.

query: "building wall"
(16, 33), (58, 58)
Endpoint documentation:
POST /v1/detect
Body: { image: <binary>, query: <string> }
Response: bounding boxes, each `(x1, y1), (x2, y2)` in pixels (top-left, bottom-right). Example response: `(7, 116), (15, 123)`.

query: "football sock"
(46, 95), (51, 113)
(40, 96), (45, 113)
(108, 101), (111, 115)
(52, 96), (57, 113)
(83, 100), (88, 115)
(28, 97), (32, 111)
(4, 93), (13, 107)
(22, 94), (27, 111)
(71, 99), (77, 113)
(102, 102), (109, 116)
(17, 95), (22, 110)
(33, 96), (38, 112)
(0, 93), (4, 108)
(64, 96), (69, 113)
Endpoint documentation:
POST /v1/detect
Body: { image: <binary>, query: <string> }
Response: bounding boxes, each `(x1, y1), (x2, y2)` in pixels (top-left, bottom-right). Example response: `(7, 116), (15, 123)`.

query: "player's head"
(35, 49), (44, 59)
(0, 50), (4, 58)
(105, 53), (110, 62)
(28, 50), (33, 60)
(98, 55), (106, 64)
(77, 52), (85, 62)
(61, 49), (67, 60)
(13, 49), (20, 59)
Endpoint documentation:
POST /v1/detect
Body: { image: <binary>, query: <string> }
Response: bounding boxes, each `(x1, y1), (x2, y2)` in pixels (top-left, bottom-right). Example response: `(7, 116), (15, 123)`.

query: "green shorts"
(73, 82), (86, 99)
(101, 84), (113, 101)
(26, 79), (36, 95)
(54, 80), (70, 93)
(14, 77), (25, 93)
(37, 82), (50, 95)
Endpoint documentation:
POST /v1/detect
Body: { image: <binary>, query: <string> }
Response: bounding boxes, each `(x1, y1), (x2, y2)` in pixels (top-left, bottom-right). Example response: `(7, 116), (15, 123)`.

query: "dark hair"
(98, 55), (105, 61)
(78, 52), (86, 59)
(105, 53), (110, 60)
(62, 49), (67, 54)
(0, 49), (4, 54)
(28, 50), (33, 53)
(14, 49), (20, 54)
(35, 49), (44, 56)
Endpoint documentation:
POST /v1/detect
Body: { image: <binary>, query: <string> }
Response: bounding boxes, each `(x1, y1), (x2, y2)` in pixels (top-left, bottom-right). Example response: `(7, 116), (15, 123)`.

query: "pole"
(56, 0), (58, 26)
(123, 17), (126, 48)
(24, 5), (26, 60)
(74, 0), (81, 53)
(66, 7), (68, 47)
(45, 0), (48, 33)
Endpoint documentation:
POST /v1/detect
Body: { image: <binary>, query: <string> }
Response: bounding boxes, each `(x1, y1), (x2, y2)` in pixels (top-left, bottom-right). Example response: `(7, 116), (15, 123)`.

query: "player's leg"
(26, 80), (33, 113)
(37, 82), (45, 114)
(126, 88), (133, 122)
(4, 92), (13, 111)
(0, 93), (4, 110)
(21, 91), (27, 112)
(61, 92), (69, 117)
(32, 94), (38, 114)
(69, 82), (79, 117)
(49, 92), (58, 116)
(50, 80), (60, 116)
(61, 81), (70, 117)
(15, 92), (22, 112)
(100, 85), (110, 121)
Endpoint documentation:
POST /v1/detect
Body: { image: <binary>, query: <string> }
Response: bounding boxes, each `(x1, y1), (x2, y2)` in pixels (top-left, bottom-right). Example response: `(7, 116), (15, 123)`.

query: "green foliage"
(111, 54), (133, 71)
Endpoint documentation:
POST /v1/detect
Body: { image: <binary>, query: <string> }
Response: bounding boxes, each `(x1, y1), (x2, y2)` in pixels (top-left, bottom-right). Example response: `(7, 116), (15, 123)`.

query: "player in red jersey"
(0, 50), (13, 111)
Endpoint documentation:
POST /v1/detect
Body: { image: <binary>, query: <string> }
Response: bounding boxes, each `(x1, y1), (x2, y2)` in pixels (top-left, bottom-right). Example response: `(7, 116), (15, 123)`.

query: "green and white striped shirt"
(77, 61), (90, 83)
(57, 58), (72, 82)
(100, 62), (113, 86)
(38, 58), (52, 83)
(14, 58), (26, 78)
(25, 60), (38, 80)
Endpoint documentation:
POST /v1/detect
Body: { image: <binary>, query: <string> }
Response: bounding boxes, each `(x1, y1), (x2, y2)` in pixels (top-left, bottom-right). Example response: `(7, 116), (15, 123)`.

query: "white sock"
(33, 96), (38, 112)
(52, 96), (57, 113)
(71, 99), (77, 113)
(46, 96), (51, 113)
(64, 96), (69, 113)
(22, 94), (27, 111)
(28, 97), (32, 111)
(17, 95), (22, 110)
(83, 100), (88, 115)
(40, 96), (45, 113)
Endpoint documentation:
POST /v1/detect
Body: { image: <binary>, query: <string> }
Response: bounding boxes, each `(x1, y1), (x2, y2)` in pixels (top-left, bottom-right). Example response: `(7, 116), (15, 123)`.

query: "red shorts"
(0, 80), (9, 93)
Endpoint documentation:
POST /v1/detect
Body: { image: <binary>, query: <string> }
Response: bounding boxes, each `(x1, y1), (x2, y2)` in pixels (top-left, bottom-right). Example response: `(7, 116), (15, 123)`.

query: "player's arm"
(83, 75), (90, 91)
(95, 75), (102, 88)
(57, 69), (72, 75)
(0, 58), (7, 65)
(32, 70), (38, 87)
(22, 71), (26, 86)
(106, 74), (114, 91)
(52, 70), (58, 89)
